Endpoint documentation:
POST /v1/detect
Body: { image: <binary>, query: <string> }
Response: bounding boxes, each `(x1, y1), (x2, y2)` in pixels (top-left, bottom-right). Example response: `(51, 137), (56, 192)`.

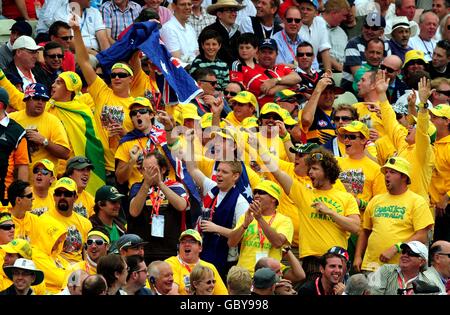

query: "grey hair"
(345, 273), (371, 295)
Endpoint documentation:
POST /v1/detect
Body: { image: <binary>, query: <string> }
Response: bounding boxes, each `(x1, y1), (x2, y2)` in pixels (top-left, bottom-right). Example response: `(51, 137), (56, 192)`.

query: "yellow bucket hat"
(254, 180), (282, 202)
(0, 239), (32, 259)
(54, 177), (77, 192)
(429, 104), (450, 119)
(381, 156), (411, 181)
(181, 103), (200, 121)
(59, 71), (82, 95)
(403, 50), (427, 68)
(338, 120), (370, 139)
(31, 158), (55, 173)
(111, 63), (134, 76)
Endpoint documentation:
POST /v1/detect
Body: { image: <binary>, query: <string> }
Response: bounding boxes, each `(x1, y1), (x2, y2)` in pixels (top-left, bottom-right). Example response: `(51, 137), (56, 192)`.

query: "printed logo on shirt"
(73, 202), (88, 218)
(373, 205), (406, 220)
(100, 105), (125, 127)
(309, 196), (344, 222)
(339, 169), (365, 196)
(31, 206), (48, 216)
(318, 120), (328, 127)
(63, 225), (83, 254)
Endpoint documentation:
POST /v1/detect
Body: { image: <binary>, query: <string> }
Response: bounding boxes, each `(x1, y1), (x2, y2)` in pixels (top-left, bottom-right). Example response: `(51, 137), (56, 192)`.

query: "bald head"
(67, 269), (89, 295)
(429, 240), (450, 278)
(381, 55), (403, 80)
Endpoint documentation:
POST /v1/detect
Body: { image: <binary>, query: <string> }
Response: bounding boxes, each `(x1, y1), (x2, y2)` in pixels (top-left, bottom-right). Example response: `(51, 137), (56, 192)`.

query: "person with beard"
(6, 180), (40, 243)
(72, 227), (110, 275)
(147, 260), (176, 295)
(30, 159), (56, 216)
(261, 147), (360, 280)
(298, 252), (345, 295)
(353, 157), (434, 273)
(165, 229), (228, 294)
(39, 177), (92, 264)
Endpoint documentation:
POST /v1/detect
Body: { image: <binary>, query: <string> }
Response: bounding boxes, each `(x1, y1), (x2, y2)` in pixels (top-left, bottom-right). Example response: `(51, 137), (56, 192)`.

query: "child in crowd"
(230, 33), (259, 83)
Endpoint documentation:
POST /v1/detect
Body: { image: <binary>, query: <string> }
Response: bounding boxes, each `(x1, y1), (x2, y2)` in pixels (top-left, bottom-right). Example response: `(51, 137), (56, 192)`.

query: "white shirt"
(80, 8), (106, 51)
(36, 0), (70, 34)
(160, 16), (199, 64)
(408, 35), (437, 62)
(299, 16), (331, 70)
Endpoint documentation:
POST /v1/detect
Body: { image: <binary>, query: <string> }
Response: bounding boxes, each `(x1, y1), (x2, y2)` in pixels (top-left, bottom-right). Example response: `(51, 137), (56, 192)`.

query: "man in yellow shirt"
(221, 91), (259, 128)
(39, 177), (92, 264)
(8, 83), (71, 169)
(354, 157), (434, 272)
(31, 159), (55, 216)
(228, 180), (294, 276)
(429, 104), (450, 242)
(165, 229), (228, 295)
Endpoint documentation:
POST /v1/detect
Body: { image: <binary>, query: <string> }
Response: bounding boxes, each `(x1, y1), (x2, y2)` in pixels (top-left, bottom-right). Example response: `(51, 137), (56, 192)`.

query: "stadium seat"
(0, 19), (16, 44)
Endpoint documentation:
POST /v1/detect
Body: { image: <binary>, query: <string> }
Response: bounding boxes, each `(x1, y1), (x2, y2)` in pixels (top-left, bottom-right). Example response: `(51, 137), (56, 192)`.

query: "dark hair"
(320, 252), (344, 268)
(144, 151), (170, 178)
(125, 255), (145, 281)
(366, 38), (384, 49)
(404, 70), (431, 89)
(49, 21), (71, 37)
(296, 41), (314, 54)
(44, 41), (64, 54)
(7, 180), (30, 207)
(192, 68), (217, 81)
(97, 254), (127, 287)
(198, 29), (223, 59)
(135, 8), (160, 22)
(429, 244), (442, 266)
(82, 275), (107, 295)
(237, 33), (259, 48)
(305, 147), (341, 184)
(436, 40), (450, 58)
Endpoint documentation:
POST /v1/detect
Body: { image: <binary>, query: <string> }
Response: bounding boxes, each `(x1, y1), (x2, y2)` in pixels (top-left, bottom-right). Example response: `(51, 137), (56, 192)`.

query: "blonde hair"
(226, 266), (252, 295)
(189, 265), (214, 295)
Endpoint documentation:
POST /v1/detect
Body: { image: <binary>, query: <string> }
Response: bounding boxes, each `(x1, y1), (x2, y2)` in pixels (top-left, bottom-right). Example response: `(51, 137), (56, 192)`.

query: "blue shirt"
(273, 30), (302, 65)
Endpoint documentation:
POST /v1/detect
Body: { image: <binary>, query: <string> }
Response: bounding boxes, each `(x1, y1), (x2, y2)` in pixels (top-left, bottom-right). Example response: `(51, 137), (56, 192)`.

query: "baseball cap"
(201, 113), (213, 128)
(400, 241), (428, 261)
(130, 96), (154, 111)
(260, 102), (283, 121)
(381, 156), (411, 182)
(3, 258), (44, 286)
(297, 0), (319, 8)
(59, 72), (82, 95)
(212, 128), (238, 142)
(111, 63), (134, 76)
(279, 108), (297, 126)
(338, 120), (370, 139)
(23, 83), (50, 101)
(327, 246), (350, 262)
(12, 35), (43, 51)
(230, 91), (258, 111)
(179, 229), (202, 245)
(253, 267), (279, 289)
(253, 180), (282, 202)
(95, 185), (125, 203)
(66, 156), (94, 172)
(181, 103), (200, 120)
(289, 143), (320, 154)
(403, 50), (427, 68)
(0, 87), (9, 106)
(0, 239), (32, 259)
(274, 89), (297, 102)
(364, 11), (386, 28)
(259, 38), (278, 53)
(116, 234), (148, 251)
(10, 21), (33, 36)
(323, 77), (345, 95)
(31, 159), (55, 173)
(429, 104), (450, 119)
(241, 116), (259, 129)
(54, 177), (77, 192)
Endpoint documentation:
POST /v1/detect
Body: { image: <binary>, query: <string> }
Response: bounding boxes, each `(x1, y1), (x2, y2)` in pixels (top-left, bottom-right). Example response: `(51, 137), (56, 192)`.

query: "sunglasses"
(380, 64), (396, 74)
(407, 60), (425, 66)
(203, 279), (216, 285)
(221, 7), (239, 12)
(199, 79), (218, 87)
(110, 72), (130, 79)
(342, 134), (360, 140)
(253, 189), (268, 195)
(20, 193), (33, 199)
(401, 248), (421, 257)
(436, 90), (450, 97)
(0, 224), (15, 231)
(59, 35), (73, 41)
(33, 167), (51, 175)
(130, 108), (150, 117)
(334, 115), (352, 122)
(87, 239), (106, 246)
(72, 157), (92, 165)
(223, 90), (238, 97)
(297, 52), (314, 57)
(30, 96), (49, 102)
(286, 17), (302, 24)
(260, 113), (281, 120)
(363, 25), (382, 31)
(54, 190), (74, 198)
(46, 54), (64, 59)
(310, 153), (324, 161)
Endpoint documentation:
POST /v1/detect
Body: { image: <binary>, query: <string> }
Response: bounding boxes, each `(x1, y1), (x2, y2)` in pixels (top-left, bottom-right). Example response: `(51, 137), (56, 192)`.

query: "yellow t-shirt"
(337, 156), (386, 204)
(234, 212), (294, 276)
(361, 190), (434, 271)
(88, 76), (135, 171)
(257, 133), (289, 162)
(429, 135), (450, 206)
(8, 110), (70, 169)
(164, 256), (228, 295)
(31, 190), (55, 217)
(73, 190), (95, 219)
(289, 180), (360, 258)
(221, 111), (243, 128)
(11, 212), (41, 244)
(353, 102), (385, 136)
(39, 209), (93, 264)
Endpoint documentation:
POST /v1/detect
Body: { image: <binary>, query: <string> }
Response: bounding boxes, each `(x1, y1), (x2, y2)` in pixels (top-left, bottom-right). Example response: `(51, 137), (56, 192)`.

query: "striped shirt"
(189, 55), (230, 91)
(187, 8), (216, 39)
(101, 0), (142, 40)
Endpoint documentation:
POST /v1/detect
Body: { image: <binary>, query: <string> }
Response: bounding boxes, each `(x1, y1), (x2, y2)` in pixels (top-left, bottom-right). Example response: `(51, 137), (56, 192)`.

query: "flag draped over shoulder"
(48, 100), (106, 195)
(96, 21), (202, 104)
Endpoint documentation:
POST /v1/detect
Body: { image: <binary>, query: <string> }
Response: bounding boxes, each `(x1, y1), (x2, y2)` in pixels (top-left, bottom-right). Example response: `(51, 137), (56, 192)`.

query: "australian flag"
(96, 21), (202, 104)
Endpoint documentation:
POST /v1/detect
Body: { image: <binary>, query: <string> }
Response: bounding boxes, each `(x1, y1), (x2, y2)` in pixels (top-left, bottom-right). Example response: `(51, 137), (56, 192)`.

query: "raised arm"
(300, 77), (331, 131)
(184, 129), (207, 188)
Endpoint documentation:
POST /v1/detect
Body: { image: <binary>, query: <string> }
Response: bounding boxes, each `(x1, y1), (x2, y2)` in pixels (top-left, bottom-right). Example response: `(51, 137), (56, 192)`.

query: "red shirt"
(243, 64), (293, 107)
(38, 42), (76, 72)
(2, 0), (44, 19)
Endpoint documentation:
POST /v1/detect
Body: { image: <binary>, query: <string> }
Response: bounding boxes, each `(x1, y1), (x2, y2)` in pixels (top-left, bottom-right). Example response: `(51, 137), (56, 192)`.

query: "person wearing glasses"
(165, 229), (228, 294)
(46, 21), (76, 72)
(429, 40), (450, 79)
(424, 240), (450, 294)
(272, 6), (302, 67)
(6, 180), (40, 243)
(323, 104), (358, 157)
(368, 241), (438, 295)
(379, 55), (408, 104)
(295, 42), (323, 94)
(0, 213), (15, 247)
(223, 82), (244, 104)
(430, 77), (450, 106)
(123, 255), (154, 295)
(40, 42), (65, 91)
(189, 264), (216, 295)
(72, 227), (110, 276)
(39, 177), (93, 264)
(354, 156), (434, 273)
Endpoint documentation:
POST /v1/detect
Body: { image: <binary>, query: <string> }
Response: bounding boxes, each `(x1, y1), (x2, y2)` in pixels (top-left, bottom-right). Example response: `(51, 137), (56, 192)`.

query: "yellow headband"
(111, 63), (134, 76)
(0, 214), (12, 225)
(87, 231), (110, 244)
